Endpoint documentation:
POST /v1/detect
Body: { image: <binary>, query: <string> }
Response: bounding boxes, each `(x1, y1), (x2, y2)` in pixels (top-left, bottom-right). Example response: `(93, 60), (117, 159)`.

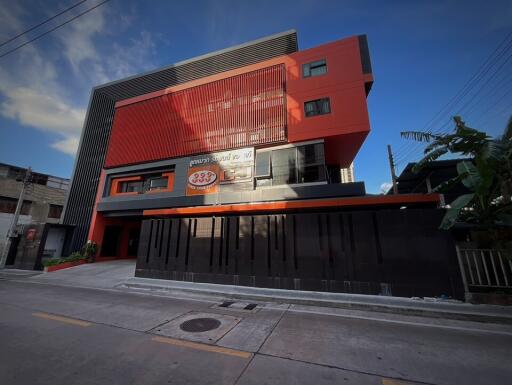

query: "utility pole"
(387, 145), (398, 195)
(0, 167), (32, 269)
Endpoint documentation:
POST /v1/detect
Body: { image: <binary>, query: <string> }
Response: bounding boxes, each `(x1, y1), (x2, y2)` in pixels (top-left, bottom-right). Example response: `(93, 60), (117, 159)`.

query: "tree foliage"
(401, 116), (512, 231)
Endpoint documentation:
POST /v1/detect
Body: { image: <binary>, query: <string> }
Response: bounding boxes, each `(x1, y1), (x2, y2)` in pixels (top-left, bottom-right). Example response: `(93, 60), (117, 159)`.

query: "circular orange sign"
(188, 170), (217, 189)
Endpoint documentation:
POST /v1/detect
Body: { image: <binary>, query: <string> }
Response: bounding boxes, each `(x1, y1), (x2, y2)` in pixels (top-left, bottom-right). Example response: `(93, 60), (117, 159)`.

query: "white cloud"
(51, 137), (80, 155)
(0, 3), (157, 157)
(1, 87), (85, 135)
(56, 5), (106, 78)
(380, 182), (393, 194)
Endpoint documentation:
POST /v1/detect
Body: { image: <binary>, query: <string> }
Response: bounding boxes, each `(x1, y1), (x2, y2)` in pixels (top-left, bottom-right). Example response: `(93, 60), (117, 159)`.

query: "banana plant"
(401, 116), (512, 231)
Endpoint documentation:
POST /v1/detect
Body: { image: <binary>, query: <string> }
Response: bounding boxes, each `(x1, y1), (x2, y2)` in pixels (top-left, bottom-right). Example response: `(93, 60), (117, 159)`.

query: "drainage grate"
(179, 318), (221, 333)
(214, 302), (259, 311)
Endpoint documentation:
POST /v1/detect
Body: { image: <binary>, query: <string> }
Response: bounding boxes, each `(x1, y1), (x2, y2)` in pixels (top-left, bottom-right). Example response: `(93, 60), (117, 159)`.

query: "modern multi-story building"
(340, 163), (355, 183)
(63, 31), (460, 297)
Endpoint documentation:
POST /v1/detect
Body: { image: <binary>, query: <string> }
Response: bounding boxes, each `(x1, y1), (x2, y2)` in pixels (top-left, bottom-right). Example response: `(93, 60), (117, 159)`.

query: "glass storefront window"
(271, 147), (297, 185)
(255, 142), (326, 187)
(148, 177), (168, 190)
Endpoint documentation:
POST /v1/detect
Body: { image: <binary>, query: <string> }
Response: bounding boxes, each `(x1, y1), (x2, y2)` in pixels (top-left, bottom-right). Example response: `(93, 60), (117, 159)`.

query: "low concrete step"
(119, 277), (512, 325)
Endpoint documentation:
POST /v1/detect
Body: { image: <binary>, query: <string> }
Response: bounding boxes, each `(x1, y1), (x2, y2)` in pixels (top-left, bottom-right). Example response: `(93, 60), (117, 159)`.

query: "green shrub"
(42, 258), (62, 267)
(42, 252), (88, 267)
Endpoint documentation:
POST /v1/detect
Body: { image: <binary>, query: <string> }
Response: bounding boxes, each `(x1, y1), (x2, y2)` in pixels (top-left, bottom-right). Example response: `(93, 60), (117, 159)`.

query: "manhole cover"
(179, 317), (221, 333)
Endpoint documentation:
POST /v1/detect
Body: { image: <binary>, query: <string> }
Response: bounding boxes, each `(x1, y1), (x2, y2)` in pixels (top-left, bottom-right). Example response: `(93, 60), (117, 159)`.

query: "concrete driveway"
(28, 259), (136, 289)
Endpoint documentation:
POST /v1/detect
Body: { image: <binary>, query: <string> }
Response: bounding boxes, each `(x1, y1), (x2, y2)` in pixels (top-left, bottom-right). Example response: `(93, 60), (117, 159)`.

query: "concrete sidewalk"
(121, 276), (512, 324)
(3, 260), (511, 324)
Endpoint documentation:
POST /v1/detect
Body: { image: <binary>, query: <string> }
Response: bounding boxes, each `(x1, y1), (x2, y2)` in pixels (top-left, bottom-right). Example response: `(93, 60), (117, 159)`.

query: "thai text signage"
(186, 148), (254, 196)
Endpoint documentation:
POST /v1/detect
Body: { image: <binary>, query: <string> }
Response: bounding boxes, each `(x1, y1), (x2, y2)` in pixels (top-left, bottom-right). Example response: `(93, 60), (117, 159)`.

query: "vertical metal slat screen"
(104, 64), (287, 167)
(63, 31), (297, 252)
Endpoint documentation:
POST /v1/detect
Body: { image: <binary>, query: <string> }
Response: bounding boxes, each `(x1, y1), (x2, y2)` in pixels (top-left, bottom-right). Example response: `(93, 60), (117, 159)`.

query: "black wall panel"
(135, 208), (463, 298)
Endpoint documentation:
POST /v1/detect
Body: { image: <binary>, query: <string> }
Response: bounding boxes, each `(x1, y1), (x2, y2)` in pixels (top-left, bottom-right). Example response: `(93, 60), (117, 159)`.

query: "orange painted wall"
(89, 213), (141, 259)
(108, 35), (372, 169)
(284, 37), (371, 166)
(88, 169), (141, 259)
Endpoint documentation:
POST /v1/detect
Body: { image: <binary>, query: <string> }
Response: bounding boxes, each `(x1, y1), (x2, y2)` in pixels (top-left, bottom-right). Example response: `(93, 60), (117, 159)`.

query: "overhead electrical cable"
(0, 0), (110, 59)
(393, 31), (512, 166)
(0, 0), (89, 48)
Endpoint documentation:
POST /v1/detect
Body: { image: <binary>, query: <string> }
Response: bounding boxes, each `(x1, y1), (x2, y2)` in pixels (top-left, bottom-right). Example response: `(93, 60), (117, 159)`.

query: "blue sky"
(0, 0), (511, 193)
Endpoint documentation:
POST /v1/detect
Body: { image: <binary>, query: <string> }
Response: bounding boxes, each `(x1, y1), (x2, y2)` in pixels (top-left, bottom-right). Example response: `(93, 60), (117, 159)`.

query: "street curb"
(119, 278), (512, 324)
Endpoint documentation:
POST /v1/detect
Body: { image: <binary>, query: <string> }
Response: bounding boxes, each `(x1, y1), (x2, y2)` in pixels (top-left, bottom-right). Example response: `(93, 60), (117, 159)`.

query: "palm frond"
(481, 140), (507, 161)
(457, 161), (480, 190)
(400, 131), (440, 142)
(423, 140), (447, 154)
(412, 147), (448, 173)
(439, 193), (475, 229)
(432, 173), (468, 192)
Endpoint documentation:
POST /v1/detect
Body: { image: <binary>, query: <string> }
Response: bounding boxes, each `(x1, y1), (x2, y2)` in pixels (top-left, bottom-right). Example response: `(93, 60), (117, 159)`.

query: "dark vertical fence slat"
(134, 209), (463, 298)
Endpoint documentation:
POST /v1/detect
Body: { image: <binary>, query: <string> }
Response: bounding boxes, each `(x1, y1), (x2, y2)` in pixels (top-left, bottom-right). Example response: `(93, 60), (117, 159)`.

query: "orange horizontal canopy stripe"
(143, 194), (441, 217)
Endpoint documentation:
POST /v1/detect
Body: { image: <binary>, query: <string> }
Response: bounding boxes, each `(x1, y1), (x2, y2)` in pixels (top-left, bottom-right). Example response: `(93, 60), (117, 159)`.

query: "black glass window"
(271, 147), (297, 185)
(297, 143), (326, 183)
(304, 98), (331, 117)
(255, 151), (271, 177)
(148, 177), (168, 190)
(120, 181), (142, 193)
(256, 143), (326, 187)
(303, 59), (327, 78)
(0, 197), (31, 215)
(48, 204), (63, 219)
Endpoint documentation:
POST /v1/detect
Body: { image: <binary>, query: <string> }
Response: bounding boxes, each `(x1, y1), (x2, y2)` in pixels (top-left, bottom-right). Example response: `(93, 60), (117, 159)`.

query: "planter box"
(44, 260), (88, 273)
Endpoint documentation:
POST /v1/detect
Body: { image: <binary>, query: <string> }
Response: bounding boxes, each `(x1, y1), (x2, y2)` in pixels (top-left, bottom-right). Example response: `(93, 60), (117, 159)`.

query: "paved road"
(0, 273), (511, 385)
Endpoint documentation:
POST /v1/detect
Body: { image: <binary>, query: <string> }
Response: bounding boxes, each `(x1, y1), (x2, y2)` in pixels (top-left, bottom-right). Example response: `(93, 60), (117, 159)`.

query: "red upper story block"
(104, 35), (373, 168)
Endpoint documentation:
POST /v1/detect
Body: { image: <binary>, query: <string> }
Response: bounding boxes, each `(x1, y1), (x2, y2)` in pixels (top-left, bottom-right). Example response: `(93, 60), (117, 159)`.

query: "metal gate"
(456, 247), (512, 292)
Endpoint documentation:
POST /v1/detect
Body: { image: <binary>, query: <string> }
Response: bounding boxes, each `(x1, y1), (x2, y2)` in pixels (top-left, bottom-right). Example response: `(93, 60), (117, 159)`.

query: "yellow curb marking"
(32, 312), (91, 327)
(152, 336), (252, 359)
(382, 378), (414, 385)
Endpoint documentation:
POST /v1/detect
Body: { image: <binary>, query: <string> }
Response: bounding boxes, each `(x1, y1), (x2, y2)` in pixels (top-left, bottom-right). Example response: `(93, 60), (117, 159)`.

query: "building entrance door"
(5, 236), (20, 265)
(100, 225), (122, 257)
(127, 227), (140, 257)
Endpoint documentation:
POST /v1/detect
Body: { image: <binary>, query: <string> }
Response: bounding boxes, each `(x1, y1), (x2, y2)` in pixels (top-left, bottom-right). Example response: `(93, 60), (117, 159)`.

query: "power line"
(397, 31), (512, 145)
(488, 100), (512, 124)
(473, 88), (512, 127)
(460, 67), (512, 122)
(0, 0), (110, 59)
(394, 31), (512, 164)
(0, 0), (89, 49)
(422, 35), (512, 134)
(454, 50), (512, 118)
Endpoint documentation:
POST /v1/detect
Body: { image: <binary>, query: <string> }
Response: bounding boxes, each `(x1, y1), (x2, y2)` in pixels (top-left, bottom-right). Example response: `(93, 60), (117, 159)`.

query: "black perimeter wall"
(135, 208), (464, 299)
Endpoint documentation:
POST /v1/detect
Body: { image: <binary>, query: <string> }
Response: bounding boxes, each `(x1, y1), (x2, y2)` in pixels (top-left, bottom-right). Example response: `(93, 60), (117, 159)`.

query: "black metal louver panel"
(62, 30), (298, 252)
(101, 30), (297, 101)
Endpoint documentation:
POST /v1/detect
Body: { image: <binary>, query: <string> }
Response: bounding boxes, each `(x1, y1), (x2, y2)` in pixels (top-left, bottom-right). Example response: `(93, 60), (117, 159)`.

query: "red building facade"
(105, 35), (373, 169)
(83, 33), (376, 261)
(63, 31), (459, 298)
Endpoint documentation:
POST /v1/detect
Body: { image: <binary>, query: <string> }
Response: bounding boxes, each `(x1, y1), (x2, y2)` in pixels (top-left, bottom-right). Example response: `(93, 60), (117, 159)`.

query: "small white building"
(340, 162), (355, 183)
